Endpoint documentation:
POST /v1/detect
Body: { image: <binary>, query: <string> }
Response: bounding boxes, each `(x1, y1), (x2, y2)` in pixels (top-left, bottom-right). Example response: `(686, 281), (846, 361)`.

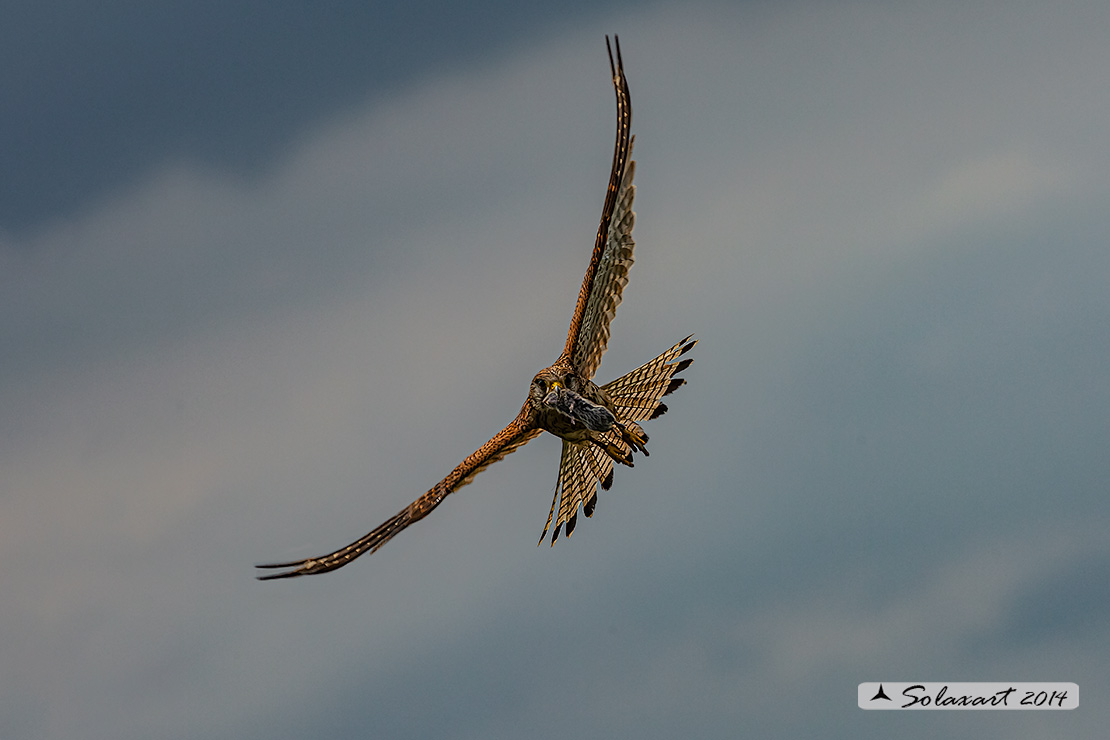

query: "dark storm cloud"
(0, 0), (628, 234)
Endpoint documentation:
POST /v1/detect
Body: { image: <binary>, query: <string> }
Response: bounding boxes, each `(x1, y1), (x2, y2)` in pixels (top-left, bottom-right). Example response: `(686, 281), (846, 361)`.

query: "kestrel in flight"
(257, 36), (695, 580)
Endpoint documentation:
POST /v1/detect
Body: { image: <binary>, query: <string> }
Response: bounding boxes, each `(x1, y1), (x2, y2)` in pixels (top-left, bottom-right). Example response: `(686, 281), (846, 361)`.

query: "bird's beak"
(550, 381), (562, 391)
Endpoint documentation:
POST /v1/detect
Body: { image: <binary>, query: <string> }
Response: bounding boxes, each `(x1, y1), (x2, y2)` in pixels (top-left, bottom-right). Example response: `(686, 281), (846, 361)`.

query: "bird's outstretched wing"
(561, 35), (635, 380)
(257, 409), (540, 579)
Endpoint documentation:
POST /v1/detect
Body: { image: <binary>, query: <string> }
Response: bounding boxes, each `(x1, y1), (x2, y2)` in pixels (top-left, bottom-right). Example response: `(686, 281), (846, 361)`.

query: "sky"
(3, 0), (1109, 738)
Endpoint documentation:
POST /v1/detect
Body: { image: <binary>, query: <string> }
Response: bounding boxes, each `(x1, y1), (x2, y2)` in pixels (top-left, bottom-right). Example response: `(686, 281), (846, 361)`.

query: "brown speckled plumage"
(257, 36), (696, 580)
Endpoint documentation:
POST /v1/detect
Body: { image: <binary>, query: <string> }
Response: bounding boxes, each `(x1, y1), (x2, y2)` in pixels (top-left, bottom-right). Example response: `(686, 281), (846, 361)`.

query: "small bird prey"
(257, 36), (695, 580)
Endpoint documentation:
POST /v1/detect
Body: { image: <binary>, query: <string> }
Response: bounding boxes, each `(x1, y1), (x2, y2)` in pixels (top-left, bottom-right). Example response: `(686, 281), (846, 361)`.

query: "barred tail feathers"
(539, 440), (613, 546)
(602, 335), (696, 422)
(538, 336), (695, 546)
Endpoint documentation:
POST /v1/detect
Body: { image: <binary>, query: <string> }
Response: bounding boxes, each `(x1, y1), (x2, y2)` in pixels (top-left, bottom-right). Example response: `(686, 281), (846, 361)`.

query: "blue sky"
(3, 1), (1109, 738)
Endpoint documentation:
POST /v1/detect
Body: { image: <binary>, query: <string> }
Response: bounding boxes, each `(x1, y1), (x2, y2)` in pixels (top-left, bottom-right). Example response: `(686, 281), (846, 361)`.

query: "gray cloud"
(0, 0), (628, 233)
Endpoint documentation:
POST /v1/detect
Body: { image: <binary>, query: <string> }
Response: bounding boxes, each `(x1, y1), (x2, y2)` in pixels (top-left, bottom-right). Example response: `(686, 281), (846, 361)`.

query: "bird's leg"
(590, 436), (635, 467)
(614, 420), (649, 456)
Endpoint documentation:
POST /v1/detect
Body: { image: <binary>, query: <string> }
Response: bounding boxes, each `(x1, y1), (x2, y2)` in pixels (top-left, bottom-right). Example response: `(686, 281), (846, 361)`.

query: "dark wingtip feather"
(601, 469), (614, 491)
(565, 512), (578, 537)
(255, 559), (311, 580)
(664, 377), (687, 396)
(673, 358), (694, 374)
(649, 402), (669, 420)
(255, 559), (305, 570)
(256, 570), (301, 581)
(585, 492), (599, 516)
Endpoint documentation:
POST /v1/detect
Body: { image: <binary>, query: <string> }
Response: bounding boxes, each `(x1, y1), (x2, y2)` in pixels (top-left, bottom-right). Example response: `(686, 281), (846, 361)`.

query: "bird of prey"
(257, 36), (695, 580)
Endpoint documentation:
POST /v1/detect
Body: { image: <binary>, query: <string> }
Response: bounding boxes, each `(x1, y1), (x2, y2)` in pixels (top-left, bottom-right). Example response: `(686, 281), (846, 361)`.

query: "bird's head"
(529, 368), (576, 407)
